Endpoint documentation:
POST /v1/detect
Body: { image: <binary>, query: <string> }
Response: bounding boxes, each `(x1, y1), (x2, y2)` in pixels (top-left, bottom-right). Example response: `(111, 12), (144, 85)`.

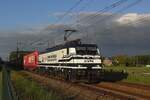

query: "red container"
(23, 51), (38, 70)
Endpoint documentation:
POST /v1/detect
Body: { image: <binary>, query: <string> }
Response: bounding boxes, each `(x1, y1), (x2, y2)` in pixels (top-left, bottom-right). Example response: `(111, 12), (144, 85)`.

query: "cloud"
(0, 12), (150, 59)
(73, 12), (150, 56)
(116, 13), (138, 24)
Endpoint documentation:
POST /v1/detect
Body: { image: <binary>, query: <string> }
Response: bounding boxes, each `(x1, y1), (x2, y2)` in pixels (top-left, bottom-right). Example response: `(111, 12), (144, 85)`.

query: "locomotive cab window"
(76, 46), (99, 55)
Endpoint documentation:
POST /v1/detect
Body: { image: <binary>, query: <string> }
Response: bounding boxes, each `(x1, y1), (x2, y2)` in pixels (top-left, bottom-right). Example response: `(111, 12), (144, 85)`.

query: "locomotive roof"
(40, 39), (97, 54)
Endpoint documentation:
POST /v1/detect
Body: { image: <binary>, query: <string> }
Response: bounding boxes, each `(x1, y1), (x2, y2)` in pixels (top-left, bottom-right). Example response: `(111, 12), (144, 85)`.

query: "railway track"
(95, 82), (150, 99)
(115, 82), (150, 91)
(81, 83), (150, 100)
(18, 71), (150, 100)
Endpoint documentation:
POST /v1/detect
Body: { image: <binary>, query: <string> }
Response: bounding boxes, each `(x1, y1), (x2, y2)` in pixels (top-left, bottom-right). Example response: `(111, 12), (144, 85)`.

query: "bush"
(12, 72), (62, 100)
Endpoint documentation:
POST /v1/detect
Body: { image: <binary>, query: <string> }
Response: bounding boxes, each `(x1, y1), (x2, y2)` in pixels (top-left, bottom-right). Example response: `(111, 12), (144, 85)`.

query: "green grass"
(0, 71), (2, 100)
(104, 66), (150, 85)
(12, 72), (63, 100)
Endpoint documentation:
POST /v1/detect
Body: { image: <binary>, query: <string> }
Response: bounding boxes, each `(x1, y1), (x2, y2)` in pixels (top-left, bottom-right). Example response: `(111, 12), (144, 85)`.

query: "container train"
(9, 51), (31, 69)
(23, 39), (103, 83)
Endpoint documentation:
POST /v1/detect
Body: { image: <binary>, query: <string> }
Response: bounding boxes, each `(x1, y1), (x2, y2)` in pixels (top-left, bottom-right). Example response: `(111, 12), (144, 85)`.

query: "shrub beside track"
(11, 71), (64, 100)
(17, 71), (150, 100)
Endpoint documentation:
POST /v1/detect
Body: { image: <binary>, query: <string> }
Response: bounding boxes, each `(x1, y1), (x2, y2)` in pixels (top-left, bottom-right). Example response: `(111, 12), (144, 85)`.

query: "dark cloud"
(74, 13), (150, 56)
(0, 12), (150, 59)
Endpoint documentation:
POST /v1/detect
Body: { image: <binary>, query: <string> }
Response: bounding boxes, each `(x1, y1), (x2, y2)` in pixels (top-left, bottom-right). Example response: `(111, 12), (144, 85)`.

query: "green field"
(12, 72), (63, 100)
(0, 71), (2, 100)
(104, 66), (150, 85)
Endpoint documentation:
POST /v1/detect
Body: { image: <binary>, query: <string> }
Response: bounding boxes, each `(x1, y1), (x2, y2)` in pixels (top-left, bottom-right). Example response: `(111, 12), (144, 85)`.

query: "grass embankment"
(11, 71), (62, 100)
(0, 71), (2, 100)
(104, 66), (150, 85)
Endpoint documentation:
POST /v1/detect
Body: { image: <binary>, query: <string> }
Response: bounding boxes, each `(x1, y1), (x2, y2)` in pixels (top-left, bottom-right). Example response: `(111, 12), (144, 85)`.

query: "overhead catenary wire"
(86, 0), (145, 43)
(55, 0), (84, 24)
(84, 0), (142, 29)
(21, 0), (84, 50)
(21, 0), (94, 49)
(22, 0), (142, 50)
(77, 0), (142, 38)
(33, 0), (129, 48)
(38, 0), (141, 46)
(91, 13), (150, 50)
(75, 0), (143, 43)
(61, 0), (131, 41)
(74, 0), (128, 25)
(63, 0), (95, 25)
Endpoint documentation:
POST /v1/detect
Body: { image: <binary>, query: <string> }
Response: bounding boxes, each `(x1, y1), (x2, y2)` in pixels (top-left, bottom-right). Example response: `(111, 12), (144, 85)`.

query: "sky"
(0, 0), (150, 30)
(0, 0), (150, 59)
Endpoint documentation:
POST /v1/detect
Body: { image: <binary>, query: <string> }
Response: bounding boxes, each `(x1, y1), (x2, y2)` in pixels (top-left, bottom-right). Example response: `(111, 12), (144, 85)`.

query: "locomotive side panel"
(38, 46), (102, 69)
(39, 48), (67, 64)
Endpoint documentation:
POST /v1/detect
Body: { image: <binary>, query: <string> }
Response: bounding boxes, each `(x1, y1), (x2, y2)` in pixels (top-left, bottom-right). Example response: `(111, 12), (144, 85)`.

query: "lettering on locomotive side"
(48, 55), (57, 58)
(84, 59), (94, 62)
(47, 54), (57, 62)
(47, 59), (57, 62)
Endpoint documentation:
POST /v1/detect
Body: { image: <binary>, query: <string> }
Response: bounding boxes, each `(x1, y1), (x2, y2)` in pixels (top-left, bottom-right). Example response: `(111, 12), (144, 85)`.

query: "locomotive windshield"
(76, 46), (99, 55)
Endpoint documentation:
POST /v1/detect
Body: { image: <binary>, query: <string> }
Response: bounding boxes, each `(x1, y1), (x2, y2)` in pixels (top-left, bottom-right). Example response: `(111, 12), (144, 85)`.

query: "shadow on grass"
(101, 69), (128, 82)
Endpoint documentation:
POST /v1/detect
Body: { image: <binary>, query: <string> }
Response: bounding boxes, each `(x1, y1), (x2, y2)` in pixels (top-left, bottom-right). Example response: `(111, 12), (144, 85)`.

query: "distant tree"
(0, 57), (4, 64)
(0, 57), (3, 71)
(0, 57), (1, 60)
(112, 55), (128, 66)
(111, 55), (150, 67)
(111, 58), (119, 66)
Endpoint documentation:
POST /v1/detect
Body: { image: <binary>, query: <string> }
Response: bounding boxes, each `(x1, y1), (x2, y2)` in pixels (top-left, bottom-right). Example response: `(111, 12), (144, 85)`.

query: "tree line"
(111, 55), (150, 66)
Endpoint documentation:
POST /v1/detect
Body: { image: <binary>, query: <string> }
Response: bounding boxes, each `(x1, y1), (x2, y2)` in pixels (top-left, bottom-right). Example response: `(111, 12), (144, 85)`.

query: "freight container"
(23, 51), (38, 70)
